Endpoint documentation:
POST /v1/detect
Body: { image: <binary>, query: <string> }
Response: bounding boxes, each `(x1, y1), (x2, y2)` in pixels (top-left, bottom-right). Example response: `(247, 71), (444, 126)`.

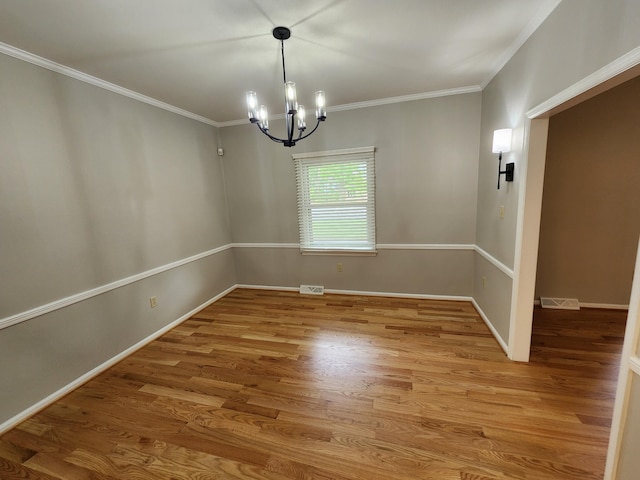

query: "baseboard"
(579, 302), (629, 310)
(471, 298), (509, 355)
(237, 284), (508, 353)
(324, 288), (472, 302)
(235, 284), (299, 292)
(534, 299), (629, 310)
(0, 285), (236, 436)
(236, 283), (472, 302)
(0, 283), (509, 434)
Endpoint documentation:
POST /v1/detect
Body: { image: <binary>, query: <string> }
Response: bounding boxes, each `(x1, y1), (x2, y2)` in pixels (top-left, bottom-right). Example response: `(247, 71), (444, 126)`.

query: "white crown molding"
(218, 86), (482, 128)
(0, 42), (221, 127)
(527, 44), (640, 118)
(327, 86), (482, 112)
(0, 284), (236, 436)
(0, 244), (232, 331)
(481, 0), (562, 89)
(474, 245), (514, 278)
(2, 42), (482, 129)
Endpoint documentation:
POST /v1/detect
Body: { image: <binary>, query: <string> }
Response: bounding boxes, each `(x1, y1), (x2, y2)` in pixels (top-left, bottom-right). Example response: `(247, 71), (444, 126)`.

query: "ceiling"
(0, 0), (560, 125)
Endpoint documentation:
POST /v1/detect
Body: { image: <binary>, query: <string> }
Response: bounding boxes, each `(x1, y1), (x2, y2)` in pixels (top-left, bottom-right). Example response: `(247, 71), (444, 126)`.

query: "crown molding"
(326, 86), (482, 113)
(0, 42), (221, 127)
(481, 0), (562, 89)
(218, 86), (482, 127)
(2, 41), (485, 129)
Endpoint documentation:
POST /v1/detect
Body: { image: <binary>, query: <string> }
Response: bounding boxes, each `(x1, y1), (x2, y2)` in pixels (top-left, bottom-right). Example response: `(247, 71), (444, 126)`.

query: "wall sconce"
(492, 128), (514, 189)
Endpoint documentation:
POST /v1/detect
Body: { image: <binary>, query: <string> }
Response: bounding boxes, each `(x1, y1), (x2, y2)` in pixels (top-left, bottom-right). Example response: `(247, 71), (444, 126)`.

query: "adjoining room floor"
(0, 289), (627, 479)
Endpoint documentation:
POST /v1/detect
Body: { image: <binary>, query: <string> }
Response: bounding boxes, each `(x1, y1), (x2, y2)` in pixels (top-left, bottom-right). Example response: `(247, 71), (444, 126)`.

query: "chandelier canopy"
(246, 26), (326, 147)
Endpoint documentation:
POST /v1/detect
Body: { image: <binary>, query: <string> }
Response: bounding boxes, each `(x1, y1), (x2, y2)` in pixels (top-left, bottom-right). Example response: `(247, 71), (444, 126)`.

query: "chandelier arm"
(245, 26), (324, 148)
(296, 119), (322, 141)
(255, 124), (286, 144)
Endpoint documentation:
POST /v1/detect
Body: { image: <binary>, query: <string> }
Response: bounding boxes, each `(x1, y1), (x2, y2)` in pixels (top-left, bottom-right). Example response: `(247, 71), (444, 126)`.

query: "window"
(293, 146), (376, 254)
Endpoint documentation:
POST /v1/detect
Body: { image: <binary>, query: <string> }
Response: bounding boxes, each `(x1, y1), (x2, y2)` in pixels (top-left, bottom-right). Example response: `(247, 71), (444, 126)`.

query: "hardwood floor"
(0, 289), (627, 479)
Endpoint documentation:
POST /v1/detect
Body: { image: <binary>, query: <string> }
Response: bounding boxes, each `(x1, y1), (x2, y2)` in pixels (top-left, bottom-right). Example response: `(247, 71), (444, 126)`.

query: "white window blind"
(293, 146), (376, 253)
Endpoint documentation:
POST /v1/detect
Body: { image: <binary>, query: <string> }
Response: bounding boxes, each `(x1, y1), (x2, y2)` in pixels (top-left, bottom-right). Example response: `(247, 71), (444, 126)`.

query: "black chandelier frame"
(247, 26), (326, 147)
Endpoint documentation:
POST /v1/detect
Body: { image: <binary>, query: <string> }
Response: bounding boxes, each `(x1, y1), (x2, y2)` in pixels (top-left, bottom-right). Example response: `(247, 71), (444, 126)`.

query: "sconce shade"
(492, 128), (512, 154)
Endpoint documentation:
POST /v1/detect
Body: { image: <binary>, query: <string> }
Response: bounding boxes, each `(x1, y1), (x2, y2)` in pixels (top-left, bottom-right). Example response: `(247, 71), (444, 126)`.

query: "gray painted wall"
(3, 0), (640, 453)
(0, 53), (235, 424)
(475, 0), (640, 345)
(221, 94), (481, 296)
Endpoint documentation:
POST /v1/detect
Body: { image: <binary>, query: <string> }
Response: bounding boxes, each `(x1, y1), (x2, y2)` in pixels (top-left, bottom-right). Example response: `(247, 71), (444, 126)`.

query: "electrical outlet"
(149, 296), (158, 308)
(500, 205), (505, 219)
(482, 276), (487, 289)
(337, 263), (343, 272)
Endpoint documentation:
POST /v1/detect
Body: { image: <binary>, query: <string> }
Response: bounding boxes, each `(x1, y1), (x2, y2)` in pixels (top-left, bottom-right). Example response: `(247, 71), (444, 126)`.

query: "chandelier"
(245, 26), (326, 147)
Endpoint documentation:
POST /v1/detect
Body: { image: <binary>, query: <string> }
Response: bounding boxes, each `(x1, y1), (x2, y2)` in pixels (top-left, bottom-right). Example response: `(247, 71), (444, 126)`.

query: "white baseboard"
(235, 284), (299, 292)
(0, 285), (236, 436)
(579, 302), (629, 310)
(237, 283), (472, 302)
(237, 284), (508, 353)
(324, 288), (472, 302)
(471, 298), (509, 355)
(534, 299), (629, 310)
(0, 283), (510, 435)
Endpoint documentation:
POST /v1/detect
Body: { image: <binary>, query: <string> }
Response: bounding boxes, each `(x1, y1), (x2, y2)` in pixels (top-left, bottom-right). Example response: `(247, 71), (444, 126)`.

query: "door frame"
(605, 236), (640, 478)
(509, 56), (640, 362)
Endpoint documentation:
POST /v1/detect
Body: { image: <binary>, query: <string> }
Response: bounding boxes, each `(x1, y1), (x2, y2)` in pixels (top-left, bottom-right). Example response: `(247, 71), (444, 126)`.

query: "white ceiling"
(0, 0), (560, 125)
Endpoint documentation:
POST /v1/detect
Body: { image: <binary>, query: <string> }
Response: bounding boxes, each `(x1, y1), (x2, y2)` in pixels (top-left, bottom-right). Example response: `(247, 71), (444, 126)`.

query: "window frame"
(293, 146), (376, 255)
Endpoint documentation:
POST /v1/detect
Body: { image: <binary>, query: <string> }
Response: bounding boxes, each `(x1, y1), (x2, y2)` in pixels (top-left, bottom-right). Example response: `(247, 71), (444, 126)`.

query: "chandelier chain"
(280, 39), (287, 84)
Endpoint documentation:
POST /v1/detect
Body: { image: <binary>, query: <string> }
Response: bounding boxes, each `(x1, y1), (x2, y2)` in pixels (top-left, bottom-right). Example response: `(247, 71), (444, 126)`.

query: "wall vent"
(540, 297), (580, 310)
(300, 285), (324, 295)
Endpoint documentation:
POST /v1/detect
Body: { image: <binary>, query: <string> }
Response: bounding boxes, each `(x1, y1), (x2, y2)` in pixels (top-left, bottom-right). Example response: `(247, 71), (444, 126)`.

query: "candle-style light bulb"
(315, 91), (326, 120)
(246, 91), (259, 122)
(285, 81), (298, 114)
(258, 105), (269, 130)
(297, 105), (306, 130)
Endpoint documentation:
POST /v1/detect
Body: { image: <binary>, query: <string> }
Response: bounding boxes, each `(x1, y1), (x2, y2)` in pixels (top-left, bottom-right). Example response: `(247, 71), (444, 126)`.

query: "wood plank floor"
(0, 289), (627, 479)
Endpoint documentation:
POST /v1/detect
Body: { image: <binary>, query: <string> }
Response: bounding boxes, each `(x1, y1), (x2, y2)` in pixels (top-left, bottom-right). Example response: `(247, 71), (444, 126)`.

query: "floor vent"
(300, 285), (324, 295)
(540, 297), (580, 310)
